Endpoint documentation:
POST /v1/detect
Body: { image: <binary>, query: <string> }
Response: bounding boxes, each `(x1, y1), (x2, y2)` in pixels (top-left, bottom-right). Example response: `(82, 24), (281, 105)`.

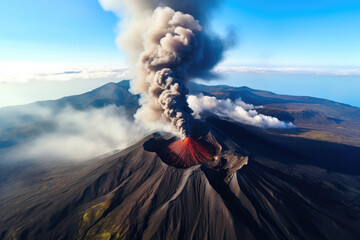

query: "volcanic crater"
(144, 120), (224, 168)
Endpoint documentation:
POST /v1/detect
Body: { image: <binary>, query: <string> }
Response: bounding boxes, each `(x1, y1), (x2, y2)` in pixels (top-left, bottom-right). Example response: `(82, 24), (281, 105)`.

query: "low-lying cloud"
(187, 94), (294, 128)
(4, 105), (149, 161)
(0, 62), (131, 83)
(2, 95), (293, 163)
(3, 62), (359, 84)
(214, 66), (360, 76)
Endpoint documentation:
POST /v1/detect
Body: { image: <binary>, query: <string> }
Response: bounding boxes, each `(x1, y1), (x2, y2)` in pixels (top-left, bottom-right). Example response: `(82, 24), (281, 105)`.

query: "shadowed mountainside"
(0, 117), (359, 240)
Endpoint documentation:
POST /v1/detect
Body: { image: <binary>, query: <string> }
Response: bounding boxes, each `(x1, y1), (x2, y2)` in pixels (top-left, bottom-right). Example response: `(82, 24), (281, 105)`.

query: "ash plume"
(99, 0), (233, 137)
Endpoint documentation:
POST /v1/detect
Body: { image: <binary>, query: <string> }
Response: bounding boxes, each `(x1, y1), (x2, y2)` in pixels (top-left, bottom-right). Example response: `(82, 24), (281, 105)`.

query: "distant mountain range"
(1, 80), (359, 151)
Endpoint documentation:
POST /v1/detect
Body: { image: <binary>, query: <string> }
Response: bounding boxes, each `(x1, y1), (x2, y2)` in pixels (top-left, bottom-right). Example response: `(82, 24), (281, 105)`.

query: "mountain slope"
(1, 117), (359, 240)
(39, 81), (139, 112)
(0, 81), (138, 150)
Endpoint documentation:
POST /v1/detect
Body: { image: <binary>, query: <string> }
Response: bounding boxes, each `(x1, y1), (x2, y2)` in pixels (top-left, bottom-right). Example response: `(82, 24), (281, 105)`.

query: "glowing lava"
(166, 137), (214, 168)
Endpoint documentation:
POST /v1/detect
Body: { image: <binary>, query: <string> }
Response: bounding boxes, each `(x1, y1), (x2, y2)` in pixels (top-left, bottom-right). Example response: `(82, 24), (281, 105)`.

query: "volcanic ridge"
(0, 117), (360, 240)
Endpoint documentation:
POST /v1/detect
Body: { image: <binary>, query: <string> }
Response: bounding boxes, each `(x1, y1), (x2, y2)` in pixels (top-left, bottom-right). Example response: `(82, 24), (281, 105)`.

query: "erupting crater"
(143, 122), (220, 168)
(163, 137), (216, 168)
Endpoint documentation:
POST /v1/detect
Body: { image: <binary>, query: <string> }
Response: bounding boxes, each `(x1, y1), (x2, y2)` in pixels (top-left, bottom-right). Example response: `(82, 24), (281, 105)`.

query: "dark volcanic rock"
(0, 118), (360, 240)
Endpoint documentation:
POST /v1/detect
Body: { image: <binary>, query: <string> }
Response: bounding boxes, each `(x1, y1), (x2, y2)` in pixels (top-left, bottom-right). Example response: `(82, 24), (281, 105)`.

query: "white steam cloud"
(187, 95), (294, 128)
(4, 105), (148, 161)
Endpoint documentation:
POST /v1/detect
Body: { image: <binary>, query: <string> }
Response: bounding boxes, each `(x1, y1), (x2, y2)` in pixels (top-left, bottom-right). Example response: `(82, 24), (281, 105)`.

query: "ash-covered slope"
(1, 117), (360, 240)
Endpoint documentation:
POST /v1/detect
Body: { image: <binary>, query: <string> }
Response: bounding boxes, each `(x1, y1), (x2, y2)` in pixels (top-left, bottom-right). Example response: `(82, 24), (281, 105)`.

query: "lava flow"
(165, 137), (214, 168)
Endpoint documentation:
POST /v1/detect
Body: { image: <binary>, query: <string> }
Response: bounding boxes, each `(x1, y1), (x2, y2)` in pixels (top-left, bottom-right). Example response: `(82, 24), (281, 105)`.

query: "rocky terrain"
(1, 116), (359, 240)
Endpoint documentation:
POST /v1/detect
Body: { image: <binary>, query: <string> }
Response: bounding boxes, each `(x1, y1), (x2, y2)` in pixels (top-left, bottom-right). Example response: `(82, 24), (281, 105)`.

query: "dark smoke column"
(99, 0), (230, 138)
(136, 7), (206, 137)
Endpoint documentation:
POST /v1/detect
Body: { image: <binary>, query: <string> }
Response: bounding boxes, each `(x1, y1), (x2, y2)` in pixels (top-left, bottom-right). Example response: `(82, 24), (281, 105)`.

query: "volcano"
(1, 117), (360, 240)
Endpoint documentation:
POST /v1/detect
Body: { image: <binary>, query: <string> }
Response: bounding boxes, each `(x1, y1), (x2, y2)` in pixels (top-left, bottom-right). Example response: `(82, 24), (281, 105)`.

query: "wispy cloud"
(3, 105), (149, 161)
(2, 63), (359, 84)
(214, 66), (360, 76)
(0, 62), (132, 83)
(187, 94), (294, 128)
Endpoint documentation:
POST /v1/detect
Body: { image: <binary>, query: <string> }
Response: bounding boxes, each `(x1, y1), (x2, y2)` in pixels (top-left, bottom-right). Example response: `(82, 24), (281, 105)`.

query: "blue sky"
(0, 0), (122, 63)
(1, 0), (360, 66)
(0, 0), (360, 107)
(214, 0), (360, 67)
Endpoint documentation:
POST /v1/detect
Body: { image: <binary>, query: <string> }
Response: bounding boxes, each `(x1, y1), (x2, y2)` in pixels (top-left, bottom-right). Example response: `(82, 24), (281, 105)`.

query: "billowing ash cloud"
(188, 95), (294, 128)
(99, 0), (233, 137)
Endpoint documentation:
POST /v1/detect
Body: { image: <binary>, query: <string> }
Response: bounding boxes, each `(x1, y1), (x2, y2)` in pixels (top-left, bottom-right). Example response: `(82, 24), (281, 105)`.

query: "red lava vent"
(165, 137), (215, 168)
